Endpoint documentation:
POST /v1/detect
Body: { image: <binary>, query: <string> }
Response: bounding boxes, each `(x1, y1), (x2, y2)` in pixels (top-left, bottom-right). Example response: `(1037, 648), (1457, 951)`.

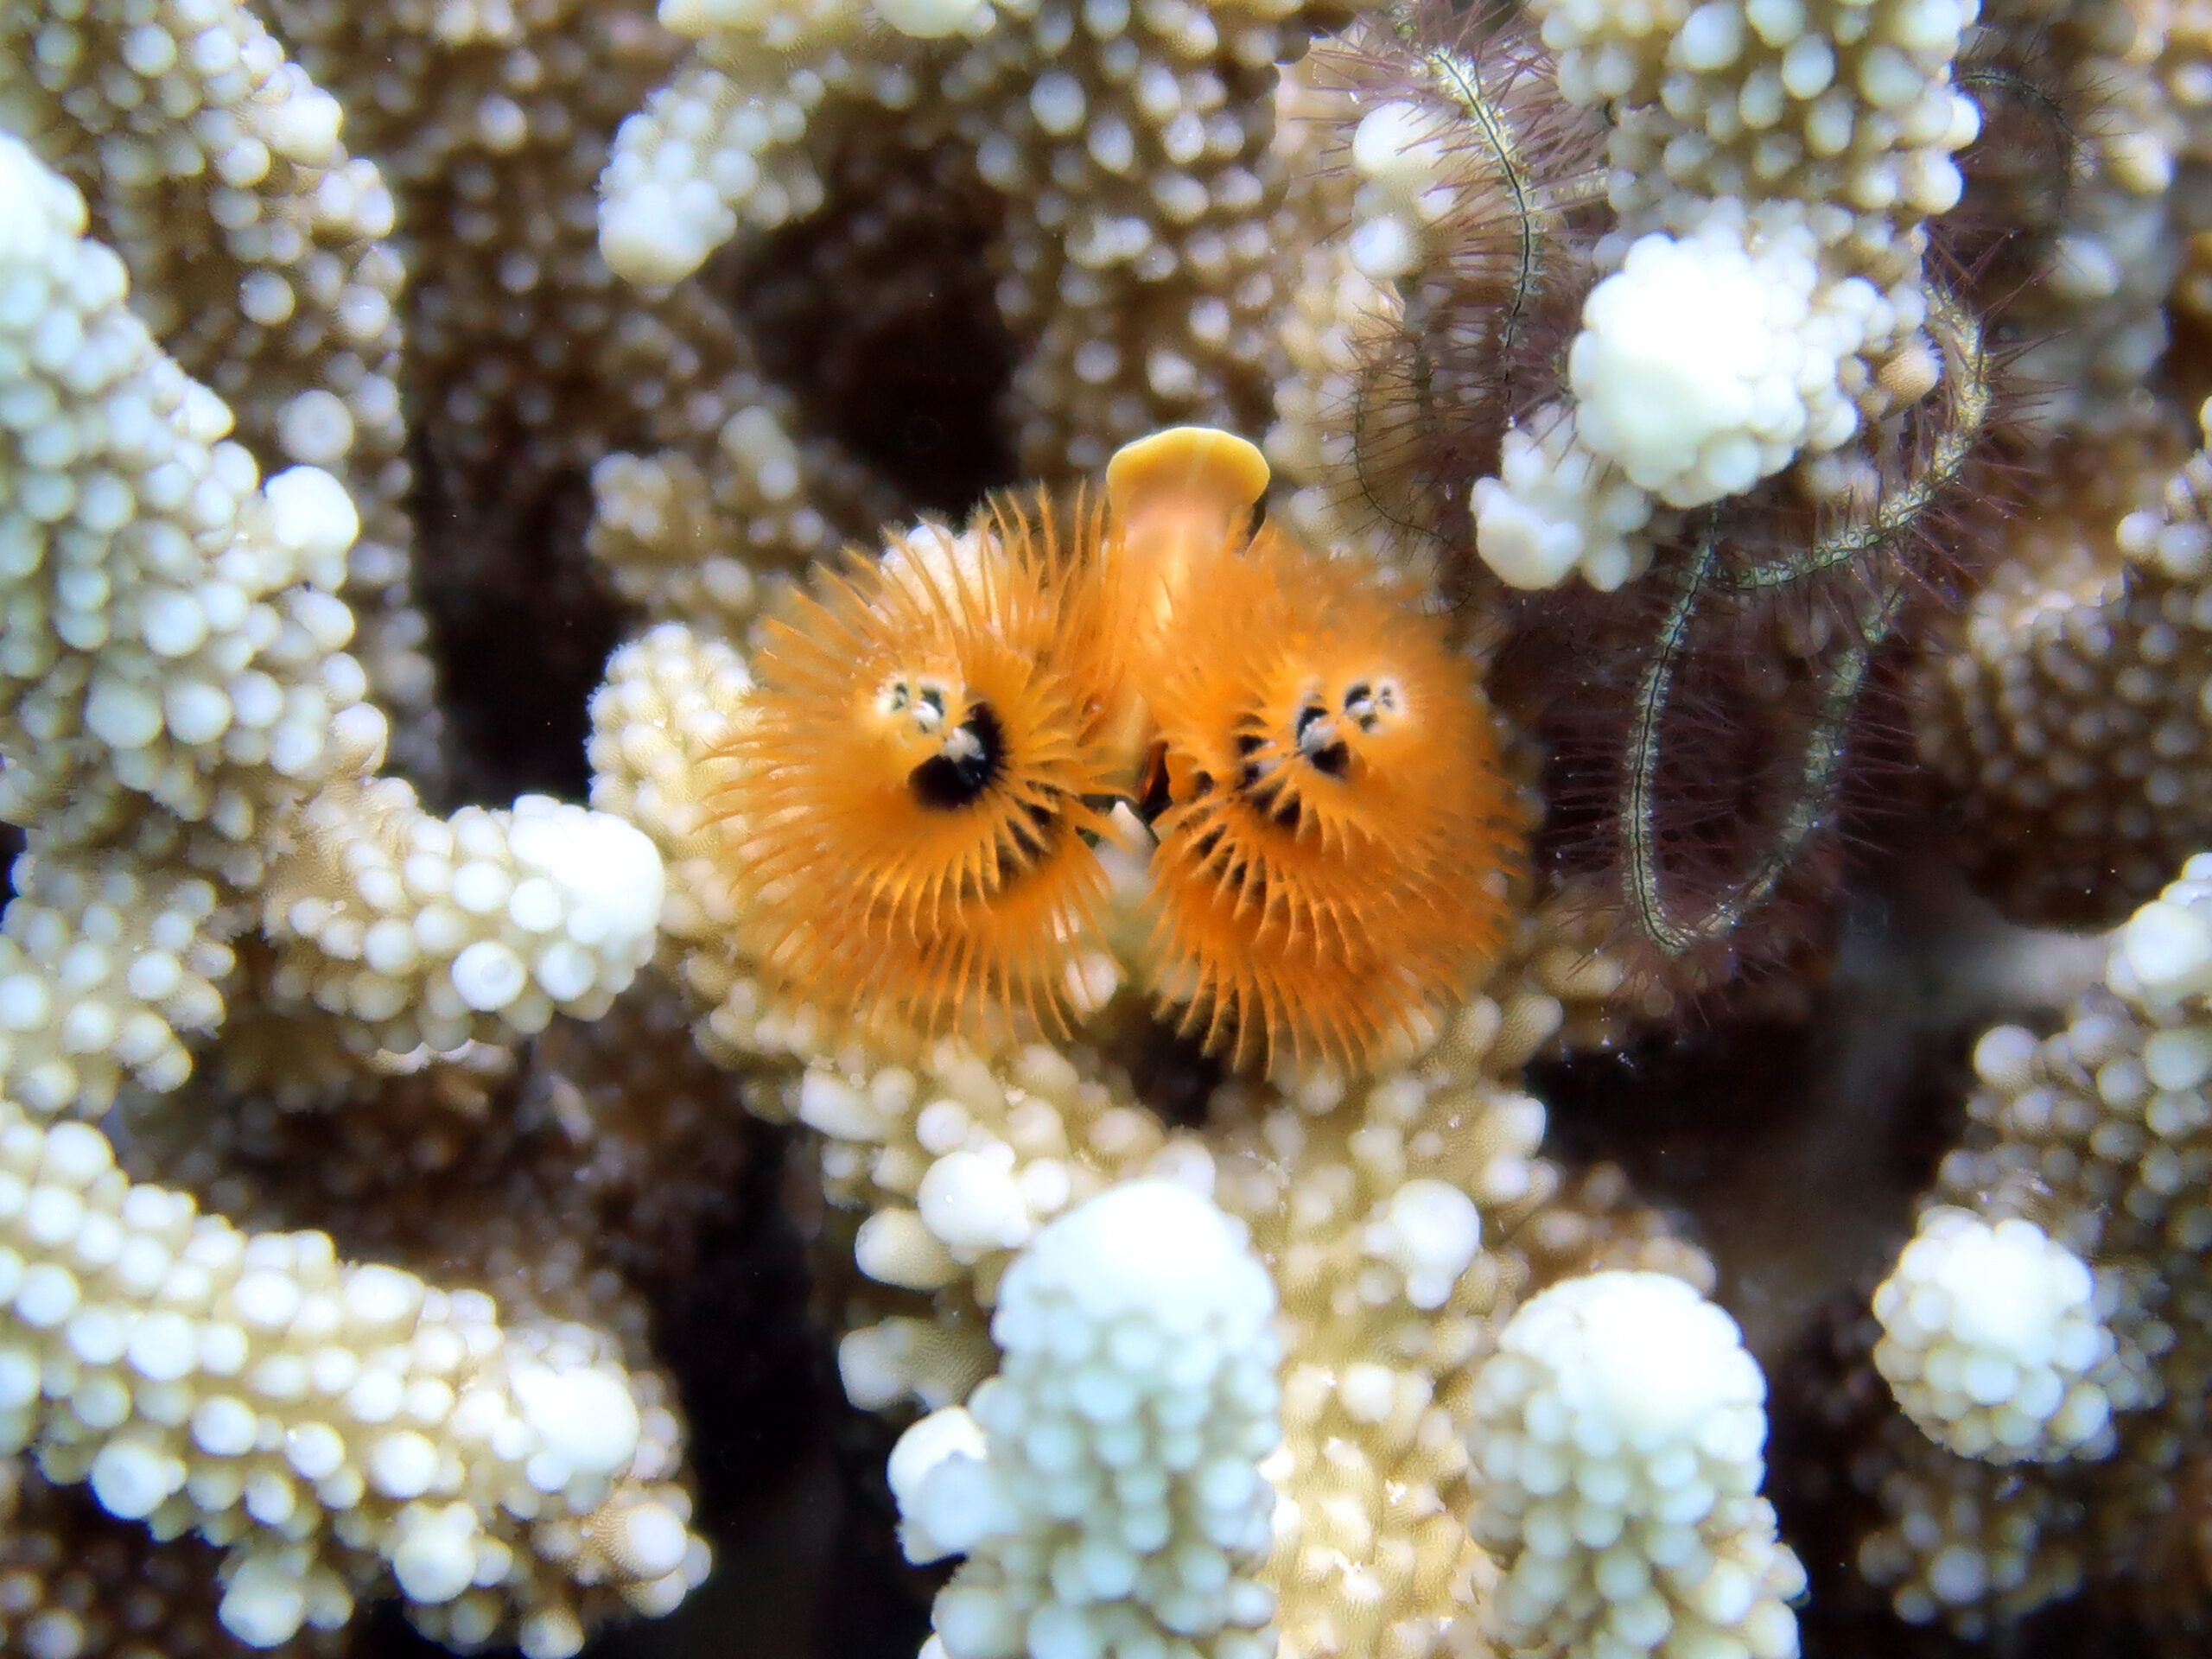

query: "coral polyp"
(716, 500), (1124, 1046)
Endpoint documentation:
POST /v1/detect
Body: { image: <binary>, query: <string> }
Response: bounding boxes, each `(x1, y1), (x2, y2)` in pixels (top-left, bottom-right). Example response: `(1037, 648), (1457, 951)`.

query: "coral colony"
(9, 0), (2212, 1648)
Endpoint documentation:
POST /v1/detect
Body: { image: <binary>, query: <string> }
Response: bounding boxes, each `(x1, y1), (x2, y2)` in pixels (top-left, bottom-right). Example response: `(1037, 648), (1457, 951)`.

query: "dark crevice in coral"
(1126, 1025), (1227, 1133)
(1532, 962), (1969, 1365)
(1530, 861), (1980, 1354)
(1070, 998), (1226, 1132)
(353, 1603), (452, 1658)
(409, 445), (629, 807)
(599, 1125), (932, 1659)
(736, 147), (1018, 517)
(1763, 1298), (1986, 1659)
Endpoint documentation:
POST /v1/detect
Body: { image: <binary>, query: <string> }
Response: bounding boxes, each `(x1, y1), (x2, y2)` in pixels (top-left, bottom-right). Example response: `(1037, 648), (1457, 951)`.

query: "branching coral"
(257, 0), (900, 793)
(0, 1458), (348, 1659)
(0, 89), (692, 1659)
(257, 780), (664, 1056)
(1470, 1271), (1804, 1659)
(594, 0), (1361, 478)
(891, 1179), (1281, 1659)
(0, 1106), (704, 1656)
(0, 0), (440, 778)
(1872, 1211), (2123, 1463)
(1845, 859), (2212, 1637)
(0, 124), (667, 1110)
(0, 127), (384, 1111)
(1278, 0), (1984, 597)
(6, 0), (2212, 1647)
(1915, 412), (2212, 920)
(1478, 0), (1980, 583)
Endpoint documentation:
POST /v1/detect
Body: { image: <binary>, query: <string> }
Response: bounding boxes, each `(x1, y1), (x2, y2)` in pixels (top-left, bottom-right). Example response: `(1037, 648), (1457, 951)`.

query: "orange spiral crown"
(716, 494), (1124, 1046)
(1111, 429), (1524, 1077)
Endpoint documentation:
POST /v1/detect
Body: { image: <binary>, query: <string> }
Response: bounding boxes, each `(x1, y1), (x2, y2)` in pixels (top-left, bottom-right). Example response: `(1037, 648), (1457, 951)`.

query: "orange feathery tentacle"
(1122, 431), (1524, 1076)
(716, 494), (1123, 1046)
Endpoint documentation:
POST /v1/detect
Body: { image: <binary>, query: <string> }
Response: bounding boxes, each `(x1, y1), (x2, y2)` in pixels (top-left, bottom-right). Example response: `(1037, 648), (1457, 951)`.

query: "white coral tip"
(874, 0), (989, 36)
(265, 466), (361, 563)
(2114, 897), (2212, 1004)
